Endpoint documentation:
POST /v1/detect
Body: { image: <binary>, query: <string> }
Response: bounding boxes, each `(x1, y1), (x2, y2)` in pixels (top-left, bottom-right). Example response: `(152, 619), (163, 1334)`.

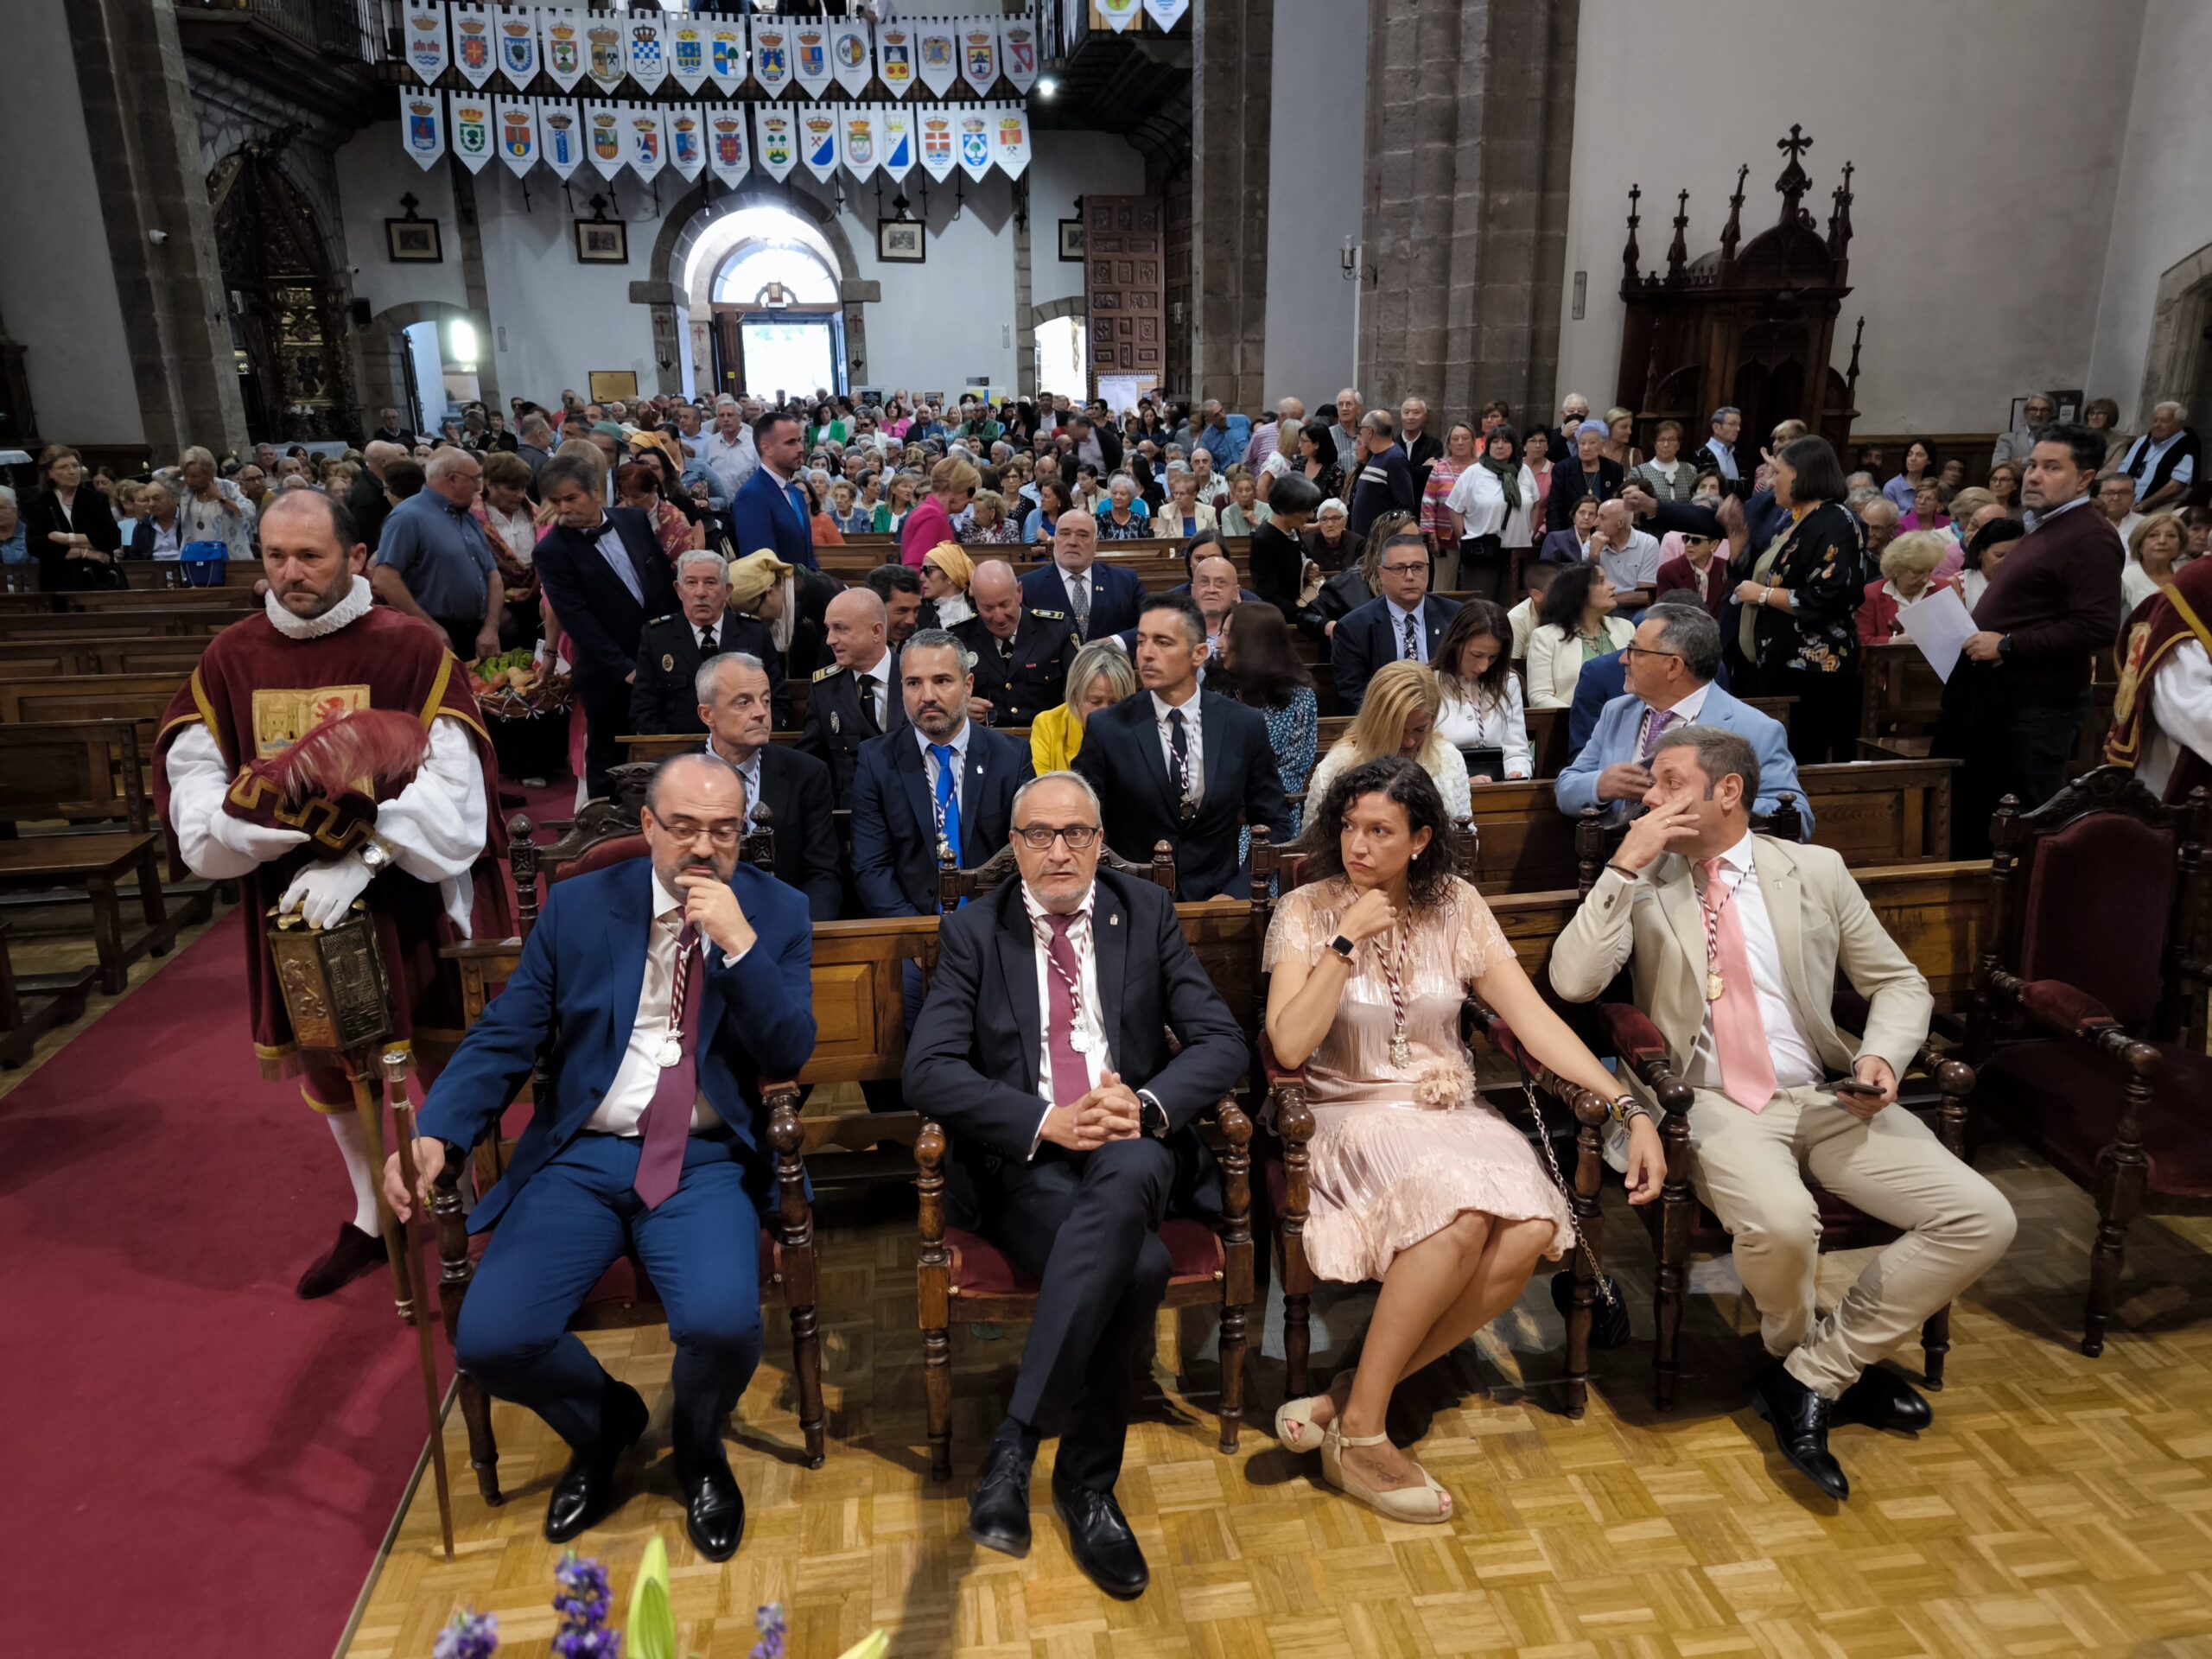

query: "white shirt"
(2141, 639), (2212, 797)
(855, 653), (893, 729)
(1434, 674), (1533, 779)
(703, 736), (766, 829)
(1684, 833), (1821, 1096)
(1637, 680), (1709, 753)
(1020, 880), (1108, 1155)
(586, 873), (747, 1135)
(1445, 461), (1537, 547)
(589, 517), (643, 607)
(1385, 598), (1430, 663)
(699, 426), (757, 496)
(1150, 685), (1204, 805)
(1059, 563), (1092, 620)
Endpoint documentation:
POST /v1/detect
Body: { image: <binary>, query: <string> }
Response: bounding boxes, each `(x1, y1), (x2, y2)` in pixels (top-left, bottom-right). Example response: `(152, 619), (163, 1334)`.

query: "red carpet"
(0, 906), (433, 1658)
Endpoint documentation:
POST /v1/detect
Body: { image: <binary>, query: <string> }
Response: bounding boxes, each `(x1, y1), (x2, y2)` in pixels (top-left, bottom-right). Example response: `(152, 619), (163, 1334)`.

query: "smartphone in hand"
(1820, 1077), (1885, 1099)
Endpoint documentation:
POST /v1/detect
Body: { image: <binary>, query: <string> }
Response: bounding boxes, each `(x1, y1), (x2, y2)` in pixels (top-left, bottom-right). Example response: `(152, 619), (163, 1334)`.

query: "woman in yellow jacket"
(1030, 639), (1138, 774)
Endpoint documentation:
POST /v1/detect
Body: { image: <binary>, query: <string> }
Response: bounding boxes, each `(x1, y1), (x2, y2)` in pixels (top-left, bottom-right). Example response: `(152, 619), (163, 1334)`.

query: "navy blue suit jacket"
(1331, 594), (1462, 712)
(728, 465), (817, 571)
(532, 507), (678, 690)
(416, 857), (817, 1232)
(849, 722), (1033, 916)
(1020, 560), (1147, 643)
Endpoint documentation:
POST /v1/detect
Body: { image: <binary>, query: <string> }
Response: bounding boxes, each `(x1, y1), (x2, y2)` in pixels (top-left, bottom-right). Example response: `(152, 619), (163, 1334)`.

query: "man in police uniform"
(798, 586), (906, 806)
(956, 558), (1079, 728)
(632, 550), (788, 735)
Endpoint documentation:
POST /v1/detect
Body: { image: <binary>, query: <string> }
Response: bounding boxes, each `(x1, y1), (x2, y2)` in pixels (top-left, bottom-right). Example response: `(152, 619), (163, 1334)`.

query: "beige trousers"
(1685, 1084), (2017, 1400)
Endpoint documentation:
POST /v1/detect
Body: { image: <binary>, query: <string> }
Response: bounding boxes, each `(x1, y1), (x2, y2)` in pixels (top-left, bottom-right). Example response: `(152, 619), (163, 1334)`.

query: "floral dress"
(1239, 683), (1317, 864)
(1263, 876), (1572, 1282)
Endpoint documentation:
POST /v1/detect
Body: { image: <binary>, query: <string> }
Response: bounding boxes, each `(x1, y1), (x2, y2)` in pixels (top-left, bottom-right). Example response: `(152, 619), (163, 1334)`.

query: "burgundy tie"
(1044, 914), (1089, 1108)
(633, 921), (700, 1210)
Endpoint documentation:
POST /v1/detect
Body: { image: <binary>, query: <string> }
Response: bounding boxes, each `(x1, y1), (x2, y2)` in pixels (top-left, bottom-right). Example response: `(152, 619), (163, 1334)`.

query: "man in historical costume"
(155, 490), (510, 1299)
(2107, 554), (2212, 801)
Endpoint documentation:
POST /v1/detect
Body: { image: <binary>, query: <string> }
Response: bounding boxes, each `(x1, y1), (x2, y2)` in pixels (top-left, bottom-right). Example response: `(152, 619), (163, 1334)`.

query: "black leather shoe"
(1835, 1364), (1933, 1434)
(544, 1382), (650, 1544)
(680, 1456), (746, 1562)
(966, 1440), (1033, 1558)
(1052, 1475), (1149, 1600)
(1549, 1268), (1632, 1351)
(296, 1223), (387, 1300)
(1750, 1361), (1848, 1501)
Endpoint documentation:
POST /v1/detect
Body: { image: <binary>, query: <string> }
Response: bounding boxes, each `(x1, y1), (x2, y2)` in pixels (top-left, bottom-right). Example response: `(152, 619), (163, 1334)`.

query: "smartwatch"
(1136, 1090), (1170, 1141)
(1326, 934), (1357, 962)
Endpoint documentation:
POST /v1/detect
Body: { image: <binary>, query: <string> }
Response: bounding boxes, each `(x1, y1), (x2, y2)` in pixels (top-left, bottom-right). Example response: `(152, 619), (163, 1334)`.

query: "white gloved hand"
(278, 853), (374, 929)
(208, 811), (312, 864)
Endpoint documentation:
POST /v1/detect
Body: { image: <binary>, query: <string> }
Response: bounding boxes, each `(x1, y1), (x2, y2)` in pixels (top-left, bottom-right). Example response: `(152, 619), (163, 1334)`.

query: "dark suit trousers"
(577, 673), (629, 800)
(455, 1132), (763, 1471)
(990, 1135), (1174, 1491)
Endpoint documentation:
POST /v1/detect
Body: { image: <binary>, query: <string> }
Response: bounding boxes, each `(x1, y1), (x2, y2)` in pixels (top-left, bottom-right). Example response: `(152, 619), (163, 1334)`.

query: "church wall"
(1028, 129), (1147, 309)
(2086, 0), (2212, 423)
(1260, 0), (1368, 410)
(0, 0), (146, 448)
(334, 135), (472, 319)
(1555, 0), (2147, 435)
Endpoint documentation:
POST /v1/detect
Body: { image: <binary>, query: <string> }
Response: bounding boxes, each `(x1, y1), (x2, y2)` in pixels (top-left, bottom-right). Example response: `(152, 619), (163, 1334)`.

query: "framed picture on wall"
(588, 371), (639, 403)
(385, 218), (442, 263)
(575, 219), (628, 264)
(877, 218), (925, 264)
(1058, 218), (1085, 262)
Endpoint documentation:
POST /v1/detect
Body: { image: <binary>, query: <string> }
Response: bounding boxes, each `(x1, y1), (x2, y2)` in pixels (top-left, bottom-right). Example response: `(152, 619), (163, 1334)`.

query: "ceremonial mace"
(266, 903), (455, 1559)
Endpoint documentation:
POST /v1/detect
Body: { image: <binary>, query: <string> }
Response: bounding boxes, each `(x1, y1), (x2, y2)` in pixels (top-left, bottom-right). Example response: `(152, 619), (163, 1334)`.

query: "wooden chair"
(1967, 769), (2212, 1357)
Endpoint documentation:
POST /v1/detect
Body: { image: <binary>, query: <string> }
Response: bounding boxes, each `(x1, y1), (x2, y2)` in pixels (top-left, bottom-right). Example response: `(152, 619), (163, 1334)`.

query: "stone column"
(64, 0), (248, 455)
(1188, 0), (1271, 408)
(1358, 0), (1579, 423)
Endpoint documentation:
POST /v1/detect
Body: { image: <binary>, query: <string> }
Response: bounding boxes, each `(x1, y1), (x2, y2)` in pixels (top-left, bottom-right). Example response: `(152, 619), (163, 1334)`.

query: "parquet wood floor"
(343, 1142), (2212, 1659)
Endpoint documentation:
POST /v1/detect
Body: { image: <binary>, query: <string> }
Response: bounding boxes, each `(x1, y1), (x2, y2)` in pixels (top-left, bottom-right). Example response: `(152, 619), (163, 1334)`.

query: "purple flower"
(433, 1609), (499, 1659)
(750, 1604), (788, 1659)
(552, 1630), (622, 1659)
(552, 1554), (613, 1630)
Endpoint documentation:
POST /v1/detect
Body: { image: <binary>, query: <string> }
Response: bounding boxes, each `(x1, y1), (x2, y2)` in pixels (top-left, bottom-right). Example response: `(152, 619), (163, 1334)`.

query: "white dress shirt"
(1150, 685), (1204, 805)
(699, 426), (758, 497)
(1636, 680), (1709, 756)
(2142, 639), (2212, 798)
(589, 517), (643, 607)
(702, 736), (766, 829)
(855, 653), (893, 729)
(586, 873), (749, 1135)
(1059, 563), (1092, 621)
(1683, 833), (1821, 1095)
(1385, 598), (1429, 663)
(1020, 879), (1109, 1156)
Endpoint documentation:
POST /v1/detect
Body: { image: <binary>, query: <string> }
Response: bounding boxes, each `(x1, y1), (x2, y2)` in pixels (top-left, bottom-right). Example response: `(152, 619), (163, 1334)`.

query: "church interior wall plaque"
(575, 219), (628, 264)
(878, 219), (925, 264)
(385, 219), (442, 263)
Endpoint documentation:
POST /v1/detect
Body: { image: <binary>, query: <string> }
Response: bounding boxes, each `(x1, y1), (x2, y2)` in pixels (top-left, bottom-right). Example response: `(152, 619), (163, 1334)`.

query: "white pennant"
(749, 18), (793, 99)
(627, 101), (668, 182)
(665, 17), (710, 96)
(789, 18), (834, 99)
(1096, 0), (1141, 35)
(954, 105), (993, 183)
(401, 90), (446, 169)
(623, 10), (667, 96)
(999, 20), (1039, 96)
(583, 13), (627, 93)
(666, 107), (707, 182)
(957, 17), (1000, 98)
(537, 8), (586, 94)
(449, 89), (495, 173)
(989, 102), (1031, 180)
(914, 18), (958, 98)
(539, 98), (585, 180)
(874, 23), (917, 99)
(585, 100), (627, 180)
(450, 4), (497, 90)
(494, 96), (539, 178)
(494, 5), (538, 89)
(705, 19), (747, 96)
(1141, 0), (1192, 30)
(797, 103), (841, 182)
(877, 102), (914, 182)
(753, 105), (798, 182)
(915, 105), (958, 183)
(707, 105), (751, 188)
(839, 104), (879, 182)
(403, 0), (448, 85)
(830, 16), (874, 98)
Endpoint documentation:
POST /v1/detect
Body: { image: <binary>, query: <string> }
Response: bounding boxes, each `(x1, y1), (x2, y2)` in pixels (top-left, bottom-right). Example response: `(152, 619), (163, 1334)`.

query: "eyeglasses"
(658, 818), (744, 849)
(1620, 645), (1681, 663)
(1013, 823), (1101, 850)
(1380, 562), (1428, 576)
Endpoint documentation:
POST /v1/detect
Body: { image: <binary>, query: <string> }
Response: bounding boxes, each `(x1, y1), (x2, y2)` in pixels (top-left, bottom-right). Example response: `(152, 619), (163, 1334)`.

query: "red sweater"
(1969, 497), (2123, 701)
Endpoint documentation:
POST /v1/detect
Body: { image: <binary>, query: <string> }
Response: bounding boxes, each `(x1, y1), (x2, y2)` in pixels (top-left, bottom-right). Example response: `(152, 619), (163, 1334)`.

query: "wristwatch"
(1136, 1090), (1170, 1141)
(359, 834), (395, 874)
(1326, 933), (1357, 962)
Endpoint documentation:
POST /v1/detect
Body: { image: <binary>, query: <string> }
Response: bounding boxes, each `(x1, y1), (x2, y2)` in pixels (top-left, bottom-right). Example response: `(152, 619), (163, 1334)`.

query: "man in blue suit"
(849, 628), (1034, 916)
(727, 410), (817, 570)
(1554, 604), (1811, 836)
(1330, 528), (1462, 712)
(1567, 595), (1734, 753)
(386, 753), (816, 1563)
(1019, 511), (1145, 642)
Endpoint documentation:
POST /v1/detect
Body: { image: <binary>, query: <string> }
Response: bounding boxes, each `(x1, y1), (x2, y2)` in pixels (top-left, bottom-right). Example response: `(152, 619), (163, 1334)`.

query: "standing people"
(1445, 424), (1537, 603)
(1694, 406), (1748, 500)
(25, 443), (123, 591)
(371, 448), (503, 661)
(728, 410), (817, 571)
(1729, 435), (1863, 765)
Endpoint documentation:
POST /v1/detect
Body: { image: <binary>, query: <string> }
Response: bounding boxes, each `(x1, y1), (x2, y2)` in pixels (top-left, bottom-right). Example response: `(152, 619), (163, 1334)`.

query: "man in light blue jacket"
(1554, 602), (1811, 836)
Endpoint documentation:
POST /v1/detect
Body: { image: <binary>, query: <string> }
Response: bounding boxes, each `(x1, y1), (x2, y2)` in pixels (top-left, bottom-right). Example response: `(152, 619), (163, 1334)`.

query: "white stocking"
(325, 1110), (383, 1235)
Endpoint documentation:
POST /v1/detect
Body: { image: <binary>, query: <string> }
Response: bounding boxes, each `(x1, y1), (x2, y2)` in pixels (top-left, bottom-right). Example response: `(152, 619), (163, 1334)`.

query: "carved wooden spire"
(1621, 184), (1643, 284)
(1665, 188), (1690, 281)
(1827, 159), (1856, 261)
(1719, 163), (1748, 265)
(1775, 124), (1814, 224)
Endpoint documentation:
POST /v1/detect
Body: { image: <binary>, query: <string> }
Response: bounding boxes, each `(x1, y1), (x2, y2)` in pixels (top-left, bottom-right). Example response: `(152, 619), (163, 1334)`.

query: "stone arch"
(1030, 295), (1084, 330)
(356, 299), (499, 435)
(2139, 242), (2212, 430)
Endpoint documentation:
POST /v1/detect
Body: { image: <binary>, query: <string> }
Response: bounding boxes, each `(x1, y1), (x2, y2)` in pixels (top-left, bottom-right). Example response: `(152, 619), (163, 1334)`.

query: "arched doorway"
(2140, 242), (2212, 431)
(688, 204), (847, 401)
(209, 141), (353, 442)
(356, 301), (498, 443)
(1031, 295), (1087, 399)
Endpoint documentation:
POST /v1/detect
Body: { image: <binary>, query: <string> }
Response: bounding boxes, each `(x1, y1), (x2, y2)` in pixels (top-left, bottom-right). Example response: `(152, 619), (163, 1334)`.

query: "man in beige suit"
(1550, 726), (2014, 1501)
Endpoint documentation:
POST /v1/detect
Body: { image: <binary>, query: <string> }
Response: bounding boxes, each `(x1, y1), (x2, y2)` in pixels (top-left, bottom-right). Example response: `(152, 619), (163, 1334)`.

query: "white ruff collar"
(267, 575), (373, 639)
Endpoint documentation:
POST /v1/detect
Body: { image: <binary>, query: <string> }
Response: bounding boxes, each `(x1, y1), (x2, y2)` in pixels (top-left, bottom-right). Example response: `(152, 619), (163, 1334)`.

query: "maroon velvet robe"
(2108, 557), (2212, 804)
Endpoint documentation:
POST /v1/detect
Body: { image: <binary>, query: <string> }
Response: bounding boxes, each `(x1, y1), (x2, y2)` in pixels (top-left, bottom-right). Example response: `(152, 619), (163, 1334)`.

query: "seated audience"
(1020, 511), (1145, 642)
(130, 478), (183, 561)
(635, 550), (774, 736)
(1956, 515), (2024, 611)
(903, 771), (1247, 1599)
(1266, 758), (1661, 1521)
(959, 557), (1081, 728)
(1537, 493), (1601, 567)
(1154, 468), (1217, 540)
(1591, 499), (1662, 616)
(1031, 639), (1138, 775)
(864, 561), (925, 649)
(1526, 560), (1633, 710)
(874, 472), (919, 535)
(1505, 563), (1554, 661)
(1649, 501), (1730, 616)
(1308, 660), (1472, 820)
(2124, 510), (2186, 613)
(965, 489), (1025, 547)
(2113, 398), (2198, 512)
(1330, 528), (1462, 712)
(920, 542), (976, 629)
(1218, 467), (1271, 536)
(1551, 728), (2014, 1503)
(696, 652), (839, 919)
(1432, 599), (1533, 781)
(800, 588), (905, 806)
(1218, 600), (1319, 850)
(1855, 529), (1955, 646)
(1303, 495), (1361, 573)
(1896, 478), (1950, 535)
(1096, 473), (1150, 541)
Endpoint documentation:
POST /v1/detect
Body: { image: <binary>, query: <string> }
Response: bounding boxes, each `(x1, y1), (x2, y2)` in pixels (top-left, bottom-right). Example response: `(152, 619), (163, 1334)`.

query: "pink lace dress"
(1264, 876), (1573, 1282)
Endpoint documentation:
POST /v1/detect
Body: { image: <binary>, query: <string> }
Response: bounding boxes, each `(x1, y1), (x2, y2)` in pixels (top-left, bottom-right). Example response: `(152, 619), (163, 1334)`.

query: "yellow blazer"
(1030, 702), (1084, 775)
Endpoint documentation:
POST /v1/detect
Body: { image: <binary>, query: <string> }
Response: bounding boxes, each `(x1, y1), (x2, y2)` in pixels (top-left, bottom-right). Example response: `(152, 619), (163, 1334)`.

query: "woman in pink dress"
(1265, 757), (1662, 1522)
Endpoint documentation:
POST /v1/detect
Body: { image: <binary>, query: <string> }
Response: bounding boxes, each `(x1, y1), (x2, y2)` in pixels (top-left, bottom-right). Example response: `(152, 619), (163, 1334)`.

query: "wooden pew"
(0, 608), (238, 642)
(0, 635), (211, 678)
(1858, 642), (1945, 759)
(0, 672), (190, 750)
(0, 586), (253, 617)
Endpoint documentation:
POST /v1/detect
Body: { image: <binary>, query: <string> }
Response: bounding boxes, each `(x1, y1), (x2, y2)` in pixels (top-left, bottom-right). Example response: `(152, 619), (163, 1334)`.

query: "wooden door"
(1083, 194), (1166, 397)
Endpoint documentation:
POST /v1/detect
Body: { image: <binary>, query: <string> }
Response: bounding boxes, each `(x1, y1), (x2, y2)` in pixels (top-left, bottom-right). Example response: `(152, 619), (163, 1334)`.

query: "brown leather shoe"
(296, 1223), (387, 1300)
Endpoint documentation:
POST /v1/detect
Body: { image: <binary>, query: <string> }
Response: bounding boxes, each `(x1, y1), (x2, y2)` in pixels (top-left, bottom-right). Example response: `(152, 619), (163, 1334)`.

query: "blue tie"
(786, 482), (809, 525)
(931, 745), (962, 869)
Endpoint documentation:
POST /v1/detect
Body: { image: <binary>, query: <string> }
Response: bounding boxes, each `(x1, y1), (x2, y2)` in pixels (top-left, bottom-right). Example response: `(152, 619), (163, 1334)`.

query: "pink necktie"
(1697, 859), (1777, 1112)
(633, 921), (700, 1210)
(1043, 915), (1090, 1109)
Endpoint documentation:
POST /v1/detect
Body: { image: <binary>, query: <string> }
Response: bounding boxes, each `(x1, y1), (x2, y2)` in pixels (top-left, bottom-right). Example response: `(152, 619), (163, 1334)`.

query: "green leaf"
(626, 1534), (677, 1659)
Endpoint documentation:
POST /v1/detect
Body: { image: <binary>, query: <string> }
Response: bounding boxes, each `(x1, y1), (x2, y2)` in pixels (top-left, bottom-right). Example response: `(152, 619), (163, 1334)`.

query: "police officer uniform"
(798, 649), (906, 806)
(954, 607), (1079, 729)
(630, 607), (791, 734)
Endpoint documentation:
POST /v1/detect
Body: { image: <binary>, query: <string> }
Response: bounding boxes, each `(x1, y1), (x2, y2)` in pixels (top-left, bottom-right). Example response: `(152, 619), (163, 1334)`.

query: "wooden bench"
(1858, 642), (1945, 759)
(0, 671), (190, 750)
(0, 832), (187, 994)
(0, 635), (211, 678)
(0, 608), (238, 643)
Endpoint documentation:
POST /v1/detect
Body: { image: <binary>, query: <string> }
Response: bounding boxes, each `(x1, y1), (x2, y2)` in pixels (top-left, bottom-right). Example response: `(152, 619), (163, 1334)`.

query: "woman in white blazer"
(1524, 560), (1633, 709)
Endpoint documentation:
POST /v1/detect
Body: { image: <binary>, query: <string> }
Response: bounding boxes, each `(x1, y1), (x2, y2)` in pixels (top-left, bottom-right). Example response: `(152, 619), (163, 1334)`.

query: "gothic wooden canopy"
(1613, 126), (1864, 457)
(209, 137), (354, 443)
